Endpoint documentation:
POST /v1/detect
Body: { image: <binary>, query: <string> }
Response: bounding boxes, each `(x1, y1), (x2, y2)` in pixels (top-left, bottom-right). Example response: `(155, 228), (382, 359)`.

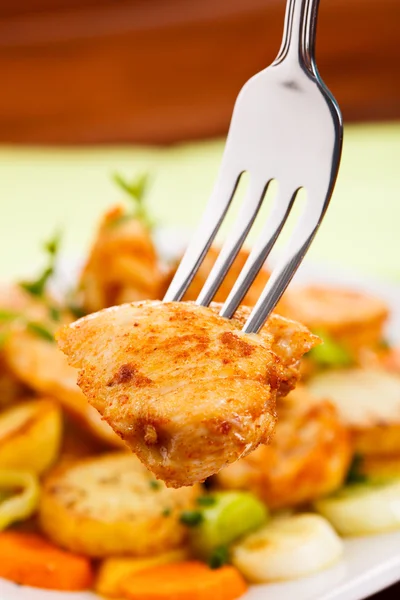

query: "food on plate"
(315, 478), (400, 536)
(96, 549), (190, 598)
(39, 452), (200, 557)
(79, 174), (167, 312)
(0, 174), (399, 598)
(231, 513), (343, 583)
(0, 399), (62, 475)
(183, 245), (270, 305)
(57, 301), (318, 487)
(120, 561), (247, 600)
(0, 530), (93, 590)
(216, 386), (352, 508)
(0, 470), (39, 530)
(183, 491), (267, 563)
(308, 368), (400, 456)
(277, 285), (389, 361)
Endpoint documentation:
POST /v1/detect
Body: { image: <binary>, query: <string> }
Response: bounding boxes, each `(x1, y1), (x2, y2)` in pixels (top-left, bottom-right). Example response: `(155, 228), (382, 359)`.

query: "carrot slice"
(121, 560), (247, 600)
(0, 531), (93, 591)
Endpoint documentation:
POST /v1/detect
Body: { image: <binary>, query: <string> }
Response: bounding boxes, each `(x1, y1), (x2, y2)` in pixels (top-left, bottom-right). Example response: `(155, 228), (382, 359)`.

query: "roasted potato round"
(308, 368), (400, 456)
(0, 398), (62, 475)
(39, 453), (199, 557)
(277, 285), (388, 357)
(215, 387), (352, 508)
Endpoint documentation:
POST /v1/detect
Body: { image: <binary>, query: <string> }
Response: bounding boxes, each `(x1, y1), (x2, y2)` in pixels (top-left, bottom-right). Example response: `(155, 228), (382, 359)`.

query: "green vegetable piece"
(345, 453), (368, 485)
(0, 310), (21, 322)
(49, 305), (61, 322)
(26, 322), (54, 342)
(196, 496), (217, 507)
(180, 510), (204, 527)
(309, 328), (353, 367)
(208, 545), (229, 569)
(188, 491), (268, 559)
(162, 507), (172, 517)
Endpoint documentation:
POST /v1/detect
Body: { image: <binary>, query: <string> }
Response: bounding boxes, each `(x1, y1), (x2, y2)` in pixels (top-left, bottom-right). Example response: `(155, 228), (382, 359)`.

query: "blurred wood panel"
(0, 0), (399, 145)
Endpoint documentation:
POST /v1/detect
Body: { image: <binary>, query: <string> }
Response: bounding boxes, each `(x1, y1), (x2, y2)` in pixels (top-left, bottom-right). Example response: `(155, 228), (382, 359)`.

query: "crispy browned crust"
(57, 301), (318, 487)
(216, 386), (353, 508)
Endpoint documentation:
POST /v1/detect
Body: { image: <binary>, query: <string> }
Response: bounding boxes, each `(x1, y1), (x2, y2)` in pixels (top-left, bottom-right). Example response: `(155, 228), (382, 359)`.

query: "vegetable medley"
(0, 173), (399, 599)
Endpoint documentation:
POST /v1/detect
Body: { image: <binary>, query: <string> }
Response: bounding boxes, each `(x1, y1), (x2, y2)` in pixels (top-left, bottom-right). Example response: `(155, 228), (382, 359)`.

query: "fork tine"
(163, 170), (241, 302)
(196, 178), (269, 307)
(219, 186), (298, 319)
(242, 187), (329, 333)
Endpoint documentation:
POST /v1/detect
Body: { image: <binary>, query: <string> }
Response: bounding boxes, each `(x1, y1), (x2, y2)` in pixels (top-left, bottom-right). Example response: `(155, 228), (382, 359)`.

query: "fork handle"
(274, 0), (320, 72)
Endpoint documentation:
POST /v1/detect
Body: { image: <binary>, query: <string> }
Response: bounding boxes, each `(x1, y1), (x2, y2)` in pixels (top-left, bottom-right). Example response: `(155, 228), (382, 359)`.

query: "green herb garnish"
(26, 322), (54, 343)
(149, 480), (161, 491)
(196, 496), (217, 507)
(111, 172), (154, 229)
(162, 507), (172, 517)
(180, 510), (204, 527)
(49, 305), (61, 322)
(19, 231), (62, 298)
(208, 545), (229, 569)
(346, 453), (368, 485)
(0, 310), (21, 322)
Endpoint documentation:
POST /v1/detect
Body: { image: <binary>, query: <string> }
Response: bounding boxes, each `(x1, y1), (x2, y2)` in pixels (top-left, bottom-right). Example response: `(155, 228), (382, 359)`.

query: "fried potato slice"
(183, 245), (270, 306)
(3, 327), (124, 447)
(57, 301), (317, 488)
(215, 387), (352, 508)
(277, 285), (388, 356)
(39, 453), (199, 557)
(0, 398), (62, 475)
(308, 368), (400, 456)
(80, 207), (165, 312)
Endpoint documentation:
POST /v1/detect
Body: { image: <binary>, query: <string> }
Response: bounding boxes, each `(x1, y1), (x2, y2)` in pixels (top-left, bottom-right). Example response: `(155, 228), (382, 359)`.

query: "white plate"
(3, 256), (400, 600)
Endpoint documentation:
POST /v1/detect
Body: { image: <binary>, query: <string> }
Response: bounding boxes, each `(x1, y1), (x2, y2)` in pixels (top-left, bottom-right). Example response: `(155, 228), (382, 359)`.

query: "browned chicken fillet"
(80, 206), (166, 312)
(215, 386), (353, 508)
(183, 245), (270, 305)
(277, 285), (388, 357)
(57, 301), (318, 487)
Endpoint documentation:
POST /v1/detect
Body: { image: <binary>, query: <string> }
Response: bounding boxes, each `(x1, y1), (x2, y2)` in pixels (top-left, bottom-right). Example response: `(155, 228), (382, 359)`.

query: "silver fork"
(164, 0), (343, 333)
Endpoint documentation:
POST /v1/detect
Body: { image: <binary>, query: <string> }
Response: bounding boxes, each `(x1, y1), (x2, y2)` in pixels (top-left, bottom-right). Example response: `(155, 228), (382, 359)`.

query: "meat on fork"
(57, 301), (318, 487)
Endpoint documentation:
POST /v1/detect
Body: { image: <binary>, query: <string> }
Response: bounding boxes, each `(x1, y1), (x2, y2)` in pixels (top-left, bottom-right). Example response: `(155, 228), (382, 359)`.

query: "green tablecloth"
(1, 122), (399, 283)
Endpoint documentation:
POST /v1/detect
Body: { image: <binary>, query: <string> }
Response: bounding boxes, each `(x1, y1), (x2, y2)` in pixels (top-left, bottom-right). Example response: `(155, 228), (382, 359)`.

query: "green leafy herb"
(196, 496), (217, 507)
(309, 328), (353, 368)
(162, 507), (172, 517)
(0, 310), (21, 322)
(346, 453), (368, 485)
(26, 322), (54, 343)
(208, 545), (229, 569)
(149, 480), (161, 491)
(19, 231), (62, 299)
(180, 510), (204, 527)
(111, 172), (154, 229)
(49, 305), (61, 322)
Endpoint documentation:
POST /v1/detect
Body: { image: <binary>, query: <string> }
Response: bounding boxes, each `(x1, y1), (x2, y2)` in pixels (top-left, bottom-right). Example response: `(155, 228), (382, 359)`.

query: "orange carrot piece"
(0, 531), (93, 591)
(121, 560), (247, 600)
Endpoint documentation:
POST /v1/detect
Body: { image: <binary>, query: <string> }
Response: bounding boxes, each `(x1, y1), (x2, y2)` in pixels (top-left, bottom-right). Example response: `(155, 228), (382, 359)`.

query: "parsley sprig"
(111, 172), (154, 229)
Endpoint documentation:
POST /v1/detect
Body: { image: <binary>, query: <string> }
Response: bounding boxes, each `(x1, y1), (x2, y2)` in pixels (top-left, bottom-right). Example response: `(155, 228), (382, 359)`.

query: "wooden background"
(0, 0), (399, 144)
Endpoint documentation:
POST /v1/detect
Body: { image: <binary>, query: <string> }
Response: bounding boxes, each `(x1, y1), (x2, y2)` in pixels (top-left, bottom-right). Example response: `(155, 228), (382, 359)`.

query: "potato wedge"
(96, 549), (190, 598)
(39, 453), (200, 557)
(3, 328), (124, 447)
(308, 368), (400, 456)
(0, 399), (62, 475)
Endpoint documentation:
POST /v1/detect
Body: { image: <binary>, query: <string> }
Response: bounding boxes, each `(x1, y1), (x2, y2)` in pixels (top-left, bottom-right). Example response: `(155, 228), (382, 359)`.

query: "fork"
(164, 0), (343, 333)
